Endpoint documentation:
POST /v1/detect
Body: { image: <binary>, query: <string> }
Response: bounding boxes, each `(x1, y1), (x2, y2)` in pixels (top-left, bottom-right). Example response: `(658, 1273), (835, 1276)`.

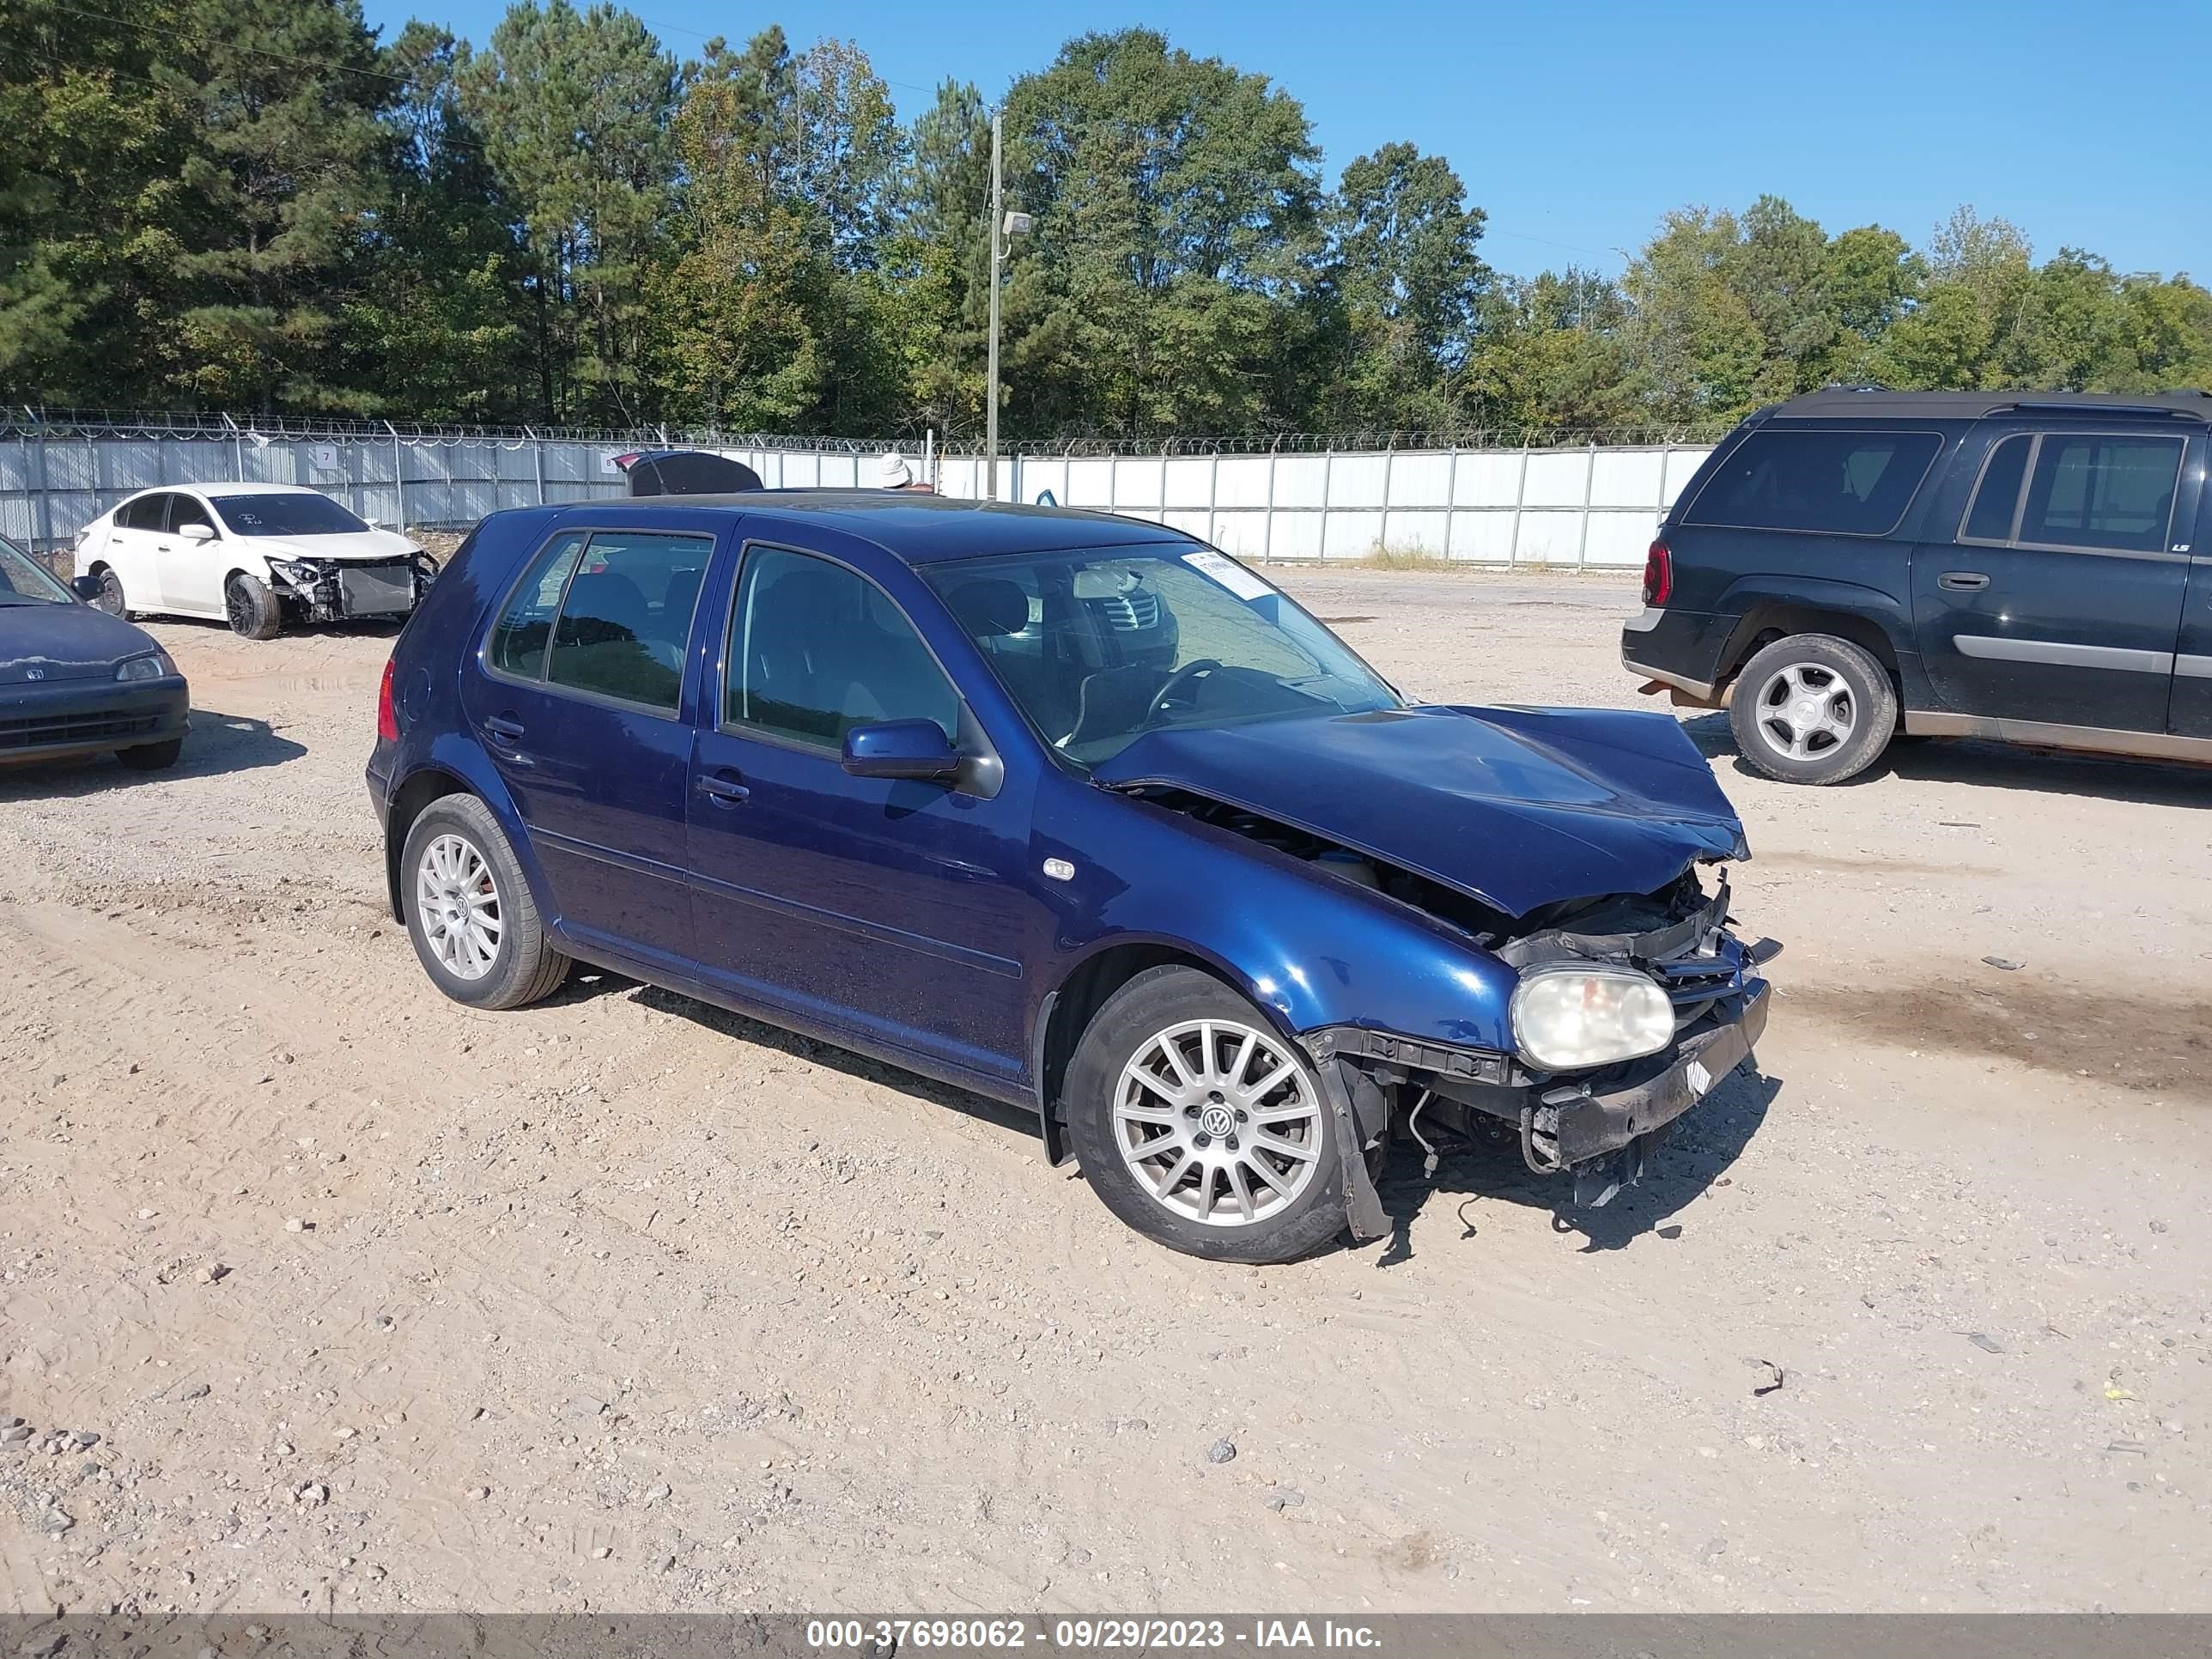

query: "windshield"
(0, 535), (75, 606)
(213, 493), (369, 537)
(924, 544), (1399, 764)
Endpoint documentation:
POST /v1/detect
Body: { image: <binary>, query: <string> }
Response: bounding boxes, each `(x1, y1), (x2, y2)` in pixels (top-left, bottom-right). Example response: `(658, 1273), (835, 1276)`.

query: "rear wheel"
(399, 794), (568, 1009)
(115, 738), (183, 771)
(1065, 966), (1346, 1263)
(225, 572), (283, 641)
(92, 567), (129, 618)
(1728, 633), (1897, 786)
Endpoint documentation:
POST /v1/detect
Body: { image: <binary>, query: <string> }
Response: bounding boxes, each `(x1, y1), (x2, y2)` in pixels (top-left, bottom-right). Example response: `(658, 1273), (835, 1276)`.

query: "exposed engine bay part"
(265, 553), (435, 623)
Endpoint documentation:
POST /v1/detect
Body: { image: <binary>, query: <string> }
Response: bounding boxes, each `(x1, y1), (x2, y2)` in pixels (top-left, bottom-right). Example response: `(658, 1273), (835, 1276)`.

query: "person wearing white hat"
(876, 453), (933, 492)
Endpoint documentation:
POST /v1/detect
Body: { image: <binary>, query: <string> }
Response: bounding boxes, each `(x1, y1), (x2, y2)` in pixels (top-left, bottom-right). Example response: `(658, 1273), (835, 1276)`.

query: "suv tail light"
(1641, 539), (1674, 606)
(376, 657), (398, 743)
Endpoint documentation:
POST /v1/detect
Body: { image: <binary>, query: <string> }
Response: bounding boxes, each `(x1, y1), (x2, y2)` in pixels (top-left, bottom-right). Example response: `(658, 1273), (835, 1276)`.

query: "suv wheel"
(399, 794), (568, 1009)
(1064, 966), (1346, 1263)
(1728, 634), (1898, 786)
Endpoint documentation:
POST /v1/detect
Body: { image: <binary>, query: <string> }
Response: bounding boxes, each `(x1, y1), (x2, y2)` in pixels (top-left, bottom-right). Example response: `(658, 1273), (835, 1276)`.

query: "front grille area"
(1099, 589), (1162, 630)
(338, 561), (416, 616)
(0, 708), (161, 751)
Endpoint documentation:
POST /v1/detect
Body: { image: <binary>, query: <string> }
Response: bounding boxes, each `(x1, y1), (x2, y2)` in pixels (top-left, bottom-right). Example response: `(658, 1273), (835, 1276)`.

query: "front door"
(155, 493), (224, 616)
(685, 539), (1036, 1088)
(459, 525), (718, 968)
(1911, 428), (2194, 732)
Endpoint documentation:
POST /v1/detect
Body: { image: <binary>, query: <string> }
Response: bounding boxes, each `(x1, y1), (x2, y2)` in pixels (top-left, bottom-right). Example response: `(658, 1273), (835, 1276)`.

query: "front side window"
(923, 544), (1401, 765)
(1684, 428), (1942, 536)
(212, 493), (369, 537)
(487, 529), (711, 713)
(2017, 434), (2183, 554)
(725, 547), (961, 748)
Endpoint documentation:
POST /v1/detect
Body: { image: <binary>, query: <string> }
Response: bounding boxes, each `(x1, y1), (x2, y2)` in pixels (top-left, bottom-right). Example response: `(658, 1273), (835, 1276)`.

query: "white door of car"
(106, 491), (170, 610)
(155, 493), (226, 616)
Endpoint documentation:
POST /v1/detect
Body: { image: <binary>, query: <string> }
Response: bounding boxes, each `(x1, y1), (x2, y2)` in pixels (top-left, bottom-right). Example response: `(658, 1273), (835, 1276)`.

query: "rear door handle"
(1938, 571), (1990, 591)
(483, 715), (526, 742)
(697, 771), (750, 805)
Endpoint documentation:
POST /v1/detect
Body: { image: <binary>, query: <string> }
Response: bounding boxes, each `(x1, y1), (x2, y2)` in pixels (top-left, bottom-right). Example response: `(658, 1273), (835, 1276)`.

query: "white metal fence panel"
(2, 419), (1717, 570)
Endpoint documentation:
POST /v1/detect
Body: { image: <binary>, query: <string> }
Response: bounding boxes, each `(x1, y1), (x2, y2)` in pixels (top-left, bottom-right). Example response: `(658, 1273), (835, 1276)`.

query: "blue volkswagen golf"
(368, 495), (1775, 1261)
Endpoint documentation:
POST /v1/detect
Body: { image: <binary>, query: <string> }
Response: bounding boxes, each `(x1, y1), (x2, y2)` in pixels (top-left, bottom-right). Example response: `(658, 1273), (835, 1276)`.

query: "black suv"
(1622, 388), (2210, 783)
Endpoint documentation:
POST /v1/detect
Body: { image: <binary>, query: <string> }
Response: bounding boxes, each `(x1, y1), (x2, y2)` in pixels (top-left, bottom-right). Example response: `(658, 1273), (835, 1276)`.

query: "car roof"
(544, 490), (1196, 566)
(1765, 387), (2212, 423)
(121, 482), (323, 498)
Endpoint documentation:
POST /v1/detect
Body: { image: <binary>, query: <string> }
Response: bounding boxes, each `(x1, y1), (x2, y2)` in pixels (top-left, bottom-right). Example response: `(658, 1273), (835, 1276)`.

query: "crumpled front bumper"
(1532, 978), (1768, 1201)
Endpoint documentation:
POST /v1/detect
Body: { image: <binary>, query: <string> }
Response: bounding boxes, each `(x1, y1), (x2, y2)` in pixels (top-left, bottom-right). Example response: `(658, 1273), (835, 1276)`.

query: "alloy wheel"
(1752, 661), (1855, 761)
(415, 833), (503, 981)
(1112, 1018), (1324, 1227)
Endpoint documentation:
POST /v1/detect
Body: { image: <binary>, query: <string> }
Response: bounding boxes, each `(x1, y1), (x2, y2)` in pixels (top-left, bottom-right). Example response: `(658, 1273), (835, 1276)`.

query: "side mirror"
(70, 574), (103, 602)
(178, 521), (216, 543)
(841, 720), (961, 782)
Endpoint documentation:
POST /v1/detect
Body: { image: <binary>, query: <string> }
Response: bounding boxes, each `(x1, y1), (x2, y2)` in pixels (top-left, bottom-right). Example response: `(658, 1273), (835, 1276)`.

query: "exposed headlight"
(1510, 965), (1674, 1071)
(268, 558), (321, 587)
(115, 651), (175, 682)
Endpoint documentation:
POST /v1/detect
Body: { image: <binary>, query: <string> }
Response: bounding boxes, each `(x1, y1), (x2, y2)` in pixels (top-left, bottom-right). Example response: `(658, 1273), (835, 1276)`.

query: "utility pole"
(986, 109), (1004, 502)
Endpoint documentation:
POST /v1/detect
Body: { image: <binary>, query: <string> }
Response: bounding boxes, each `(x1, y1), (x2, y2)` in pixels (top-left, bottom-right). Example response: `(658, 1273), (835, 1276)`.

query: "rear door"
(459, 524), (720, 967)
(106, 492), (171, 610)
(2168, 463), (2212, 739)
(1911, 425), (2196, 732)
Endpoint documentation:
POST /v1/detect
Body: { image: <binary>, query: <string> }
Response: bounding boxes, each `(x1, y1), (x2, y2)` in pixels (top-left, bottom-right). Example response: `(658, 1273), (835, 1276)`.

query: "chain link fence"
(1, 411), (1717, 571)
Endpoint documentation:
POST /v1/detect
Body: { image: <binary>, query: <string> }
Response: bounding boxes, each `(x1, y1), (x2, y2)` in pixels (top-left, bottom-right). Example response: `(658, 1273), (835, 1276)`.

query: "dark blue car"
(1, 533), (188, 771)
(368, 495), (1774, 1261)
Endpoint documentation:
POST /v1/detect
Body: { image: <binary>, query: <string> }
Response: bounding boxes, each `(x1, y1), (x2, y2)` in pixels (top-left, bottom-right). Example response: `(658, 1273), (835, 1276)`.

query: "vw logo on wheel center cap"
(1199, 1104), (1235, 1139)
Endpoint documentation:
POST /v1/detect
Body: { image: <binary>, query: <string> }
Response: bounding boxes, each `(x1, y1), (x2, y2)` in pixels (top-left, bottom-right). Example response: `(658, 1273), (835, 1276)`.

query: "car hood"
(1092, 704), (1750, 919)
(0, 601), (165, 684)
(246, 528), (418, 564)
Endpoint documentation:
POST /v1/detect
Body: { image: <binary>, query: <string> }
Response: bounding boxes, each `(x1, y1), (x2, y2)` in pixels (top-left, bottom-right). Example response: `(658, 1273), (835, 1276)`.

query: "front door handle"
(697, 771), (750, 805)
(1938, 571), (1990, 591)
(483, 714), (526, 742)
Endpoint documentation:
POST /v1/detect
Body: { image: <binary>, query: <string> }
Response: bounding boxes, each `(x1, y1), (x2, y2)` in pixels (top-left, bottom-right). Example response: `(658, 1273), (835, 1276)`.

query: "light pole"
(984, 108), (1030, 502)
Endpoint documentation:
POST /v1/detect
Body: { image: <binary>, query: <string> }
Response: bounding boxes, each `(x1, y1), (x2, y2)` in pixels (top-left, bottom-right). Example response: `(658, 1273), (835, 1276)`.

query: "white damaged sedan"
(74, 483), (438, 640)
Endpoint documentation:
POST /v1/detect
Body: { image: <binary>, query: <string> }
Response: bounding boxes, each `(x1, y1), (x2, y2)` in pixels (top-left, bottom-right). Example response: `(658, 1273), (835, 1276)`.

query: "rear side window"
(118, 494), (167, 532)
(545, 531), (711, 710)
(1684, 429), (1942, 536)
(2019, 434), (2183, 554)
(1960, 434), (2031, 542)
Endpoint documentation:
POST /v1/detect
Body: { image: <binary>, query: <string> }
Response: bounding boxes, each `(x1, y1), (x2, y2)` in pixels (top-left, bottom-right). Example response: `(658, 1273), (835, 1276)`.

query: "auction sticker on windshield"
(1184, 549), (1275, 603)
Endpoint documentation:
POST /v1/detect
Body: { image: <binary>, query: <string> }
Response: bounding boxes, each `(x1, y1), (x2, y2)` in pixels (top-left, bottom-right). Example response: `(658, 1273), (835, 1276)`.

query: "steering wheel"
(1145, 659), (1222, 726)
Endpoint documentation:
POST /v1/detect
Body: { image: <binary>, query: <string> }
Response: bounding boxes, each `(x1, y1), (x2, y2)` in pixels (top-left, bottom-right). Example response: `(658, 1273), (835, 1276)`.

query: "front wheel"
(225, 572), (283, 641)
(1727, 633), (1898, 786)
(1064, 966), (1346, 1263)
(399, 794), (568, 1009)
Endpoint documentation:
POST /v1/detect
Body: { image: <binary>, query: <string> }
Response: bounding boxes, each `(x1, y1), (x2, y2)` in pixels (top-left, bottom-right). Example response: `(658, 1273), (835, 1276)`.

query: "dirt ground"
(3, 563), (2209, 1617)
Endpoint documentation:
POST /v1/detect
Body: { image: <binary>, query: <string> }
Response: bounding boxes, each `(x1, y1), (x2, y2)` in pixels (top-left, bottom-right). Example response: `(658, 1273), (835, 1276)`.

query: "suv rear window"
(1684, 428), (1942, 536)
(2019, 434), (2183, 555)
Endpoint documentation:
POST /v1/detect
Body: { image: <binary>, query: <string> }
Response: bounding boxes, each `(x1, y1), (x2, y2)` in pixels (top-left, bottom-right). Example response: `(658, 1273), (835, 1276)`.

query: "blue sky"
(362, 0), (2201, 282)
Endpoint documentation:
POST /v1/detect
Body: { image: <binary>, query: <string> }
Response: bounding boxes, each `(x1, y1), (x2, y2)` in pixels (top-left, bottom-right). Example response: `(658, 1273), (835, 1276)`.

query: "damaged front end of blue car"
(1088, 701), (1780, 1235)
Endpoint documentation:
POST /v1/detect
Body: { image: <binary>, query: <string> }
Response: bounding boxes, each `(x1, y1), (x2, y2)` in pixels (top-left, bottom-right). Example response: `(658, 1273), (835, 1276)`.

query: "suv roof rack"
(1990, 399), (2201, 421)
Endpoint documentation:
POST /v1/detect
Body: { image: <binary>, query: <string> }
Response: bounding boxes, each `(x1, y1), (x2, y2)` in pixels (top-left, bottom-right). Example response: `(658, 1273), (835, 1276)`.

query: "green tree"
(1463, 269), (1638, 437)
(161, 0), (389, 414)
(998, 28), (1323, 436)
(1317, 142), (1488, 429)
(463, 0), (678, 423)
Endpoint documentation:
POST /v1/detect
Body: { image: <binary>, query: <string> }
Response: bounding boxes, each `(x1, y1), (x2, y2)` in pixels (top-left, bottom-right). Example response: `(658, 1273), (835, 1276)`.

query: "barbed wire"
(3, 408), (1732, 452)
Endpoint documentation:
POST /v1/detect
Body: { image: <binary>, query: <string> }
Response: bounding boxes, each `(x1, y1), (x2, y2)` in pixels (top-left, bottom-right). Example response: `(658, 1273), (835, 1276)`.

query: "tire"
(1064, 965), (1347, 1264)
(1727, 633), (1898, 786)
(399, 793), (568, 1010)
(115, 738), (184, 771)
(92, 567), (130, 618)
(224, 571), (283, 641)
